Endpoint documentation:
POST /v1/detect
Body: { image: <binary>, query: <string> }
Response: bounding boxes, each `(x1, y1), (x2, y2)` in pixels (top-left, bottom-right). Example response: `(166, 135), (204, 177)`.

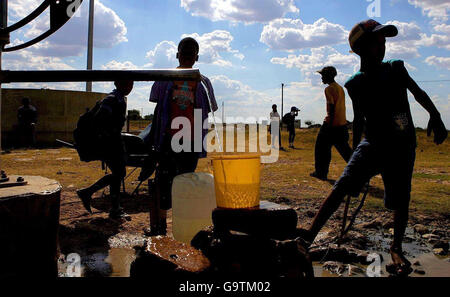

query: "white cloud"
(144, 31), (243, 68)
(260, 18), (348, 51)
(180, 0), (299, 24)
(182, 30), (244, 66)
(408, 0), (450, 22)
(101, 60), (139, 70)
(271, 46), (359, 84)
(145, 41), (178, 68)
(7, 0), (127, 57)
(425, 56), (450, 70)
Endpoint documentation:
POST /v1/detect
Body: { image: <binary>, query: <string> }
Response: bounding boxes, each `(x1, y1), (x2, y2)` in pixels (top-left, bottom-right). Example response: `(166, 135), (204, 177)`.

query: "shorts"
(333, 139), (416, 210)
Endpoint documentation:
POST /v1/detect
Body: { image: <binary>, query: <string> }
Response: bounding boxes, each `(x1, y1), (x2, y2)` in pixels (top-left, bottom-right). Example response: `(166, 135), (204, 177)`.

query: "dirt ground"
(1, 127), (449, 276)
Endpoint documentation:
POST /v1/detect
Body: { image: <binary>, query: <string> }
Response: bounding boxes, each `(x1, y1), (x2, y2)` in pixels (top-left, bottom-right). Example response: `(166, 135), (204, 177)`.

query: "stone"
(414, 269), (426, 275)
(347, 264), (365, 276)
(413, 224), (428, 235)
(191, 228), (314, 278)
(433, 248), (446, 256)
(355, 217), (383, 230)
(413, 261), (421, 266)
(130, 236), (211, 278)
(323, 261), (345, 275)
(422, 233), (440, 240)
(212, 201), (298, 240)
(433, 241), (449, 252)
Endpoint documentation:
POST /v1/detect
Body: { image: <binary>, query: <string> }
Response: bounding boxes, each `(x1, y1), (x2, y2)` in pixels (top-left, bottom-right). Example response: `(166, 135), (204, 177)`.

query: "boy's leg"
(313, 125), (332, 178)
(333, 126), (353, 163)
(382, 148), (415, 274)
(304, 140), (378, 244)
(308, 187), (347, 241)
(77, 172), (114, 213)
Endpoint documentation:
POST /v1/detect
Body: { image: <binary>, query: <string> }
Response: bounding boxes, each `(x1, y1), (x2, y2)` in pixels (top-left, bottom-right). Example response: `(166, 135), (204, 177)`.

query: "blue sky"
(3, 0), (450, 127)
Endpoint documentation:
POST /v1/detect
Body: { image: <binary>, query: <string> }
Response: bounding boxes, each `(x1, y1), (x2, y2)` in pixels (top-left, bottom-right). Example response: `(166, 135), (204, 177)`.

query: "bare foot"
(387, 246), (413, 276)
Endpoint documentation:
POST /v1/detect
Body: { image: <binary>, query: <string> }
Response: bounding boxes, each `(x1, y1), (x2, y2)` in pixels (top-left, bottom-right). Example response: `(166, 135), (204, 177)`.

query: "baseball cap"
(291, 106), (300, 112)
(317, 66), (337, 77)
(349, 19), (398, 54)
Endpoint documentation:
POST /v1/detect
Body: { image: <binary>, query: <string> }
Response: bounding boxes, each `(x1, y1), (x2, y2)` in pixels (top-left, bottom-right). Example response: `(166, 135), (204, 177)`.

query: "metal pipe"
(2, 0), (51, 33)
(86, 0), (94, 92)
(0, 69), (202, 83)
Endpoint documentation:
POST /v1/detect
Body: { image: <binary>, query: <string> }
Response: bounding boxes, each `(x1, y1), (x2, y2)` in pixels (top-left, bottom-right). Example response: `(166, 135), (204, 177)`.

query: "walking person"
(299, 20), (447, 276)
(283, 106), (299, 149)
(270, 104), (283, 150)
(76, 80), (134, 220)
(310, 66), (353, 180)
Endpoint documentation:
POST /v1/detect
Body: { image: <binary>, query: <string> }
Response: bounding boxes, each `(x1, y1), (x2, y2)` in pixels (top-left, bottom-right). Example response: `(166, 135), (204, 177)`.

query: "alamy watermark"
(367, 0), (381, 18)
(169, 111), (280, 163)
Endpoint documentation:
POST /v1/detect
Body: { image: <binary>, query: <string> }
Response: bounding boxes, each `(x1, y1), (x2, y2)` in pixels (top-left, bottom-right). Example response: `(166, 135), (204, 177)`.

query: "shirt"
(270, 111), (280, 123)
(324, 82), (347, 127)
(96, 89), (127, 136)
(150, 75), (218, 158)
(169, 81), (197, 136)
(345, 60), (416, 148)
(17, 105), (37, 126)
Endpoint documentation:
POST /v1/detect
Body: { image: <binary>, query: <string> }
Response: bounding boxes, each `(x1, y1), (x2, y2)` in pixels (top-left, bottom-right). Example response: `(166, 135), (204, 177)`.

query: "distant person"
(283, 106), (299, 149)
(270, 104), (283, 150)
(76, 80), (134, 220)
(146, 37), (218, 236)
(310, 66), (353, 180)
(299, 20), (447, 276)
(17, 97), (37, 147)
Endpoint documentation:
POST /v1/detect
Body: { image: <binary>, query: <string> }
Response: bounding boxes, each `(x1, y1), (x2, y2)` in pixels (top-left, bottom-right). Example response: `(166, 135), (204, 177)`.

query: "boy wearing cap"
(311, 66), (353, 181)
(300, 20), (447, 275)
(283, 107), (299, 149)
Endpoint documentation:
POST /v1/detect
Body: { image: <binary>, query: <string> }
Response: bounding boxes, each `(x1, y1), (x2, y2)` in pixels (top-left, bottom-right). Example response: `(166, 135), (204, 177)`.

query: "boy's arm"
(405, 75), (447, 145)
(325, 87), (335, 125)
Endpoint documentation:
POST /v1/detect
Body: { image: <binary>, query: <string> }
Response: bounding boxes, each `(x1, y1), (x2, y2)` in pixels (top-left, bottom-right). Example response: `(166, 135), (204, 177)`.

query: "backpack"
(73, 101), (103, 162)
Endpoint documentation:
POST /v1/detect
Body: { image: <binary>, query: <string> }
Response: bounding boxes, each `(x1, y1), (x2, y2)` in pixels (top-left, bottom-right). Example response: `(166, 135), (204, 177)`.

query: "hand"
(427, 114), (448, 145)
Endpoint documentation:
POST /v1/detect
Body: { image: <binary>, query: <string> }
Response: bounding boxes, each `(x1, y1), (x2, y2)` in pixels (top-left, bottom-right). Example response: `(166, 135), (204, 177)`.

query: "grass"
(1, 126), (449, 215)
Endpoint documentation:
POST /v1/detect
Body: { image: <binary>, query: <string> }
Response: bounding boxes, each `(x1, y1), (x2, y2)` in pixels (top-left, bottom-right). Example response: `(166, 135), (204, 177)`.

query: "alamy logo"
(366, 253), (382, 277)
(367, 0), (381, 18)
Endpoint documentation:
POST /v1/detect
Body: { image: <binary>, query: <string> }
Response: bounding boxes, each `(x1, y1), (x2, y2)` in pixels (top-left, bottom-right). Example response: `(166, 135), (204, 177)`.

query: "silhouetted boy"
(146, 37), (218, 236)
(300, 20), (447, 276)
(77, 80), (134, 220)
(311, 66), (352, 180)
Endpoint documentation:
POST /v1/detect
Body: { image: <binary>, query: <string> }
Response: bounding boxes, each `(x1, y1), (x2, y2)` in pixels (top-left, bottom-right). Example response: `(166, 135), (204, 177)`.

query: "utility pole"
(222, 101), (224, 124)
(86, 0), (94, 92)
(281, 83), (284, 123)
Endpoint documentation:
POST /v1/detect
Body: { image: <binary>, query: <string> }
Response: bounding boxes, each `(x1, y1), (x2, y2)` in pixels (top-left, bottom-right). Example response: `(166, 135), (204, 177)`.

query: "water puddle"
(313, 227), (450, 277)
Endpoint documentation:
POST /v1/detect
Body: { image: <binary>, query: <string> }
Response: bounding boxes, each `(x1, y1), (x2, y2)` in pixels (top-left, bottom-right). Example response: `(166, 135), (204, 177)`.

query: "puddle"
(313, 227), (450, 277)
(58, 233), (145, 277)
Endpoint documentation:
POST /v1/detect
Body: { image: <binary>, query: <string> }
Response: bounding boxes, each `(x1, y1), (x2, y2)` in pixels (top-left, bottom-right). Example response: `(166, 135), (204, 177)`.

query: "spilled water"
(313, 227), (450, 277)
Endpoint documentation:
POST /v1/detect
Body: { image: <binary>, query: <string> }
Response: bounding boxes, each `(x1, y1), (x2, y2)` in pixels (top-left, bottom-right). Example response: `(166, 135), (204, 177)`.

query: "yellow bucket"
(211, 153), (261, 209)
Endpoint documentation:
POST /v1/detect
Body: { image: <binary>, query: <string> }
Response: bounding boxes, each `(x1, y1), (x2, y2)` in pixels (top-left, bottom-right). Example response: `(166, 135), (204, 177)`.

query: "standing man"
(310, 66), (353, 180)
(77, 80), (134, 220)
(270, 104), (282, 150)
(17, 97), (38, 147)
(146, 37), (218, 236)
(283, 106), (299, 149)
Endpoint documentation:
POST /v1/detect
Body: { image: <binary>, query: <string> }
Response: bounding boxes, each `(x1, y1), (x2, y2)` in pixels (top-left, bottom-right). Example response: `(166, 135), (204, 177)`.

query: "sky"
(3, 0), (450, 128)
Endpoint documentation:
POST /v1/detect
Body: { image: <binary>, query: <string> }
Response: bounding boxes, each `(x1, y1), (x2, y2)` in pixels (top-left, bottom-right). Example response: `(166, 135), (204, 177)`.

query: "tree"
(144, 114), (154, 121)
(128, 109), (142, 121)
(304, 120), (315, 127)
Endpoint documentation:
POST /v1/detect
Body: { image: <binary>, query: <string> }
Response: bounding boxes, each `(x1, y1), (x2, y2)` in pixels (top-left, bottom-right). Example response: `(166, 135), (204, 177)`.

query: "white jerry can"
(172, 172), (216, 244)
